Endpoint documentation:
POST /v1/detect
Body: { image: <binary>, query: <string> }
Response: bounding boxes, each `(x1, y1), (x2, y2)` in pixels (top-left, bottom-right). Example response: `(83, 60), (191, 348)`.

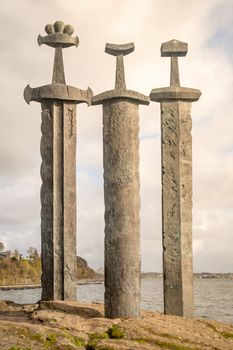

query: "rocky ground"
(0, 300), (233, 350)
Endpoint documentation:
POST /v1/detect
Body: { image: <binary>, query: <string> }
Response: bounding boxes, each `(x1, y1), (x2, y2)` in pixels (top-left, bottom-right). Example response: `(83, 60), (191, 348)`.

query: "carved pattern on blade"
(179, 102), (193, 317)
(67, 108), (74, 139)
(161, 101), (194, 318)
(40, 103), (54, 300)
(103, 102), (139, 185)
(161, 102), (182, 315)
(63, 103), (77, 300)
(103, 100), (141, 318)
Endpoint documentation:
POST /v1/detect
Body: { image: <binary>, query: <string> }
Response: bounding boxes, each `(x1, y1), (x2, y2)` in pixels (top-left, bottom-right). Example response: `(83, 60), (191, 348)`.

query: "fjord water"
(0, 277), (232, 324)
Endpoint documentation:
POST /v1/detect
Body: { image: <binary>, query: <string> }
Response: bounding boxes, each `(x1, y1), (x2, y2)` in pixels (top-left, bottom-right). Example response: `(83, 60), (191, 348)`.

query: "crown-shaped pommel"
(38, 20), (79, 48)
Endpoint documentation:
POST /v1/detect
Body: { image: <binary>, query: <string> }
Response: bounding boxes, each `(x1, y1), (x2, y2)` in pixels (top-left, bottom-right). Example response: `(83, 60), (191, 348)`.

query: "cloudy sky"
(0, 0), (232, 272)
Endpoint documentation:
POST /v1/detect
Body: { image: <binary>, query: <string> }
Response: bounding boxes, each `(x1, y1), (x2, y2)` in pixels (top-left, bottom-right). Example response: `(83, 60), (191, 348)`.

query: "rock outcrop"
(76, 256), (102, 280)
(0, 300), (232, 349)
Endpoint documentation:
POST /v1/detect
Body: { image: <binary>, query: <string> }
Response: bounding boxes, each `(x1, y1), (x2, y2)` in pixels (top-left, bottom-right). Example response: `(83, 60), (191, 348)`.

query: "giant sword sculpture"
(92, 43), (149, 318)
(24, 21), (92, 300)
(150, 39), (201, 317)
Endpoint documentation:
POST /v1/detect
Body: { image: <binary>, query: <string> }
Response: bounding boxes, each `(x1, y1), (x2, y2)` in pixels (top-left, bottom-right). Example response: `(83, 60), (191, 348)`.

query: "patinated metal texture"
(24, 21), (92, 300)
(150, 39), (201, 317)
(93, 43), (149, 318)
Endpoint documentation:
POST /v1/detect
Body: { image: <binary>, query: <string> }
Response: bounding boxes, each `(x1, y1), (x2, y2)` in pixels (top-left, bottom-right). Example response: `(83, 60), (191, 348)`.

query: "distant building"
(0, 250), (21, 260)
(21, 255), (31, 261)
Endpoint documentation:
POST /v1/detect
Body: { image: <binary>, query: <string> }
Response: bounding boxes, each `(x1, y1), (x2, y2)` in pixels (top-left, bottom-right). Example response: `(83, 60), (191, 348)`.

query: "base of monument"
(0, 300), (231, 350)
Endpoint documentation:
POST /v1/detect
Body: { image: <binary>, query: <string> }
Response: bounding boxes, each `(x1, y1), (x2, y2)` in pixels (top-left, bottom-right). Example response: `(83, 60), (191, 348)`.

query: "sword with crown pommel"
(24, 21), (93, 301)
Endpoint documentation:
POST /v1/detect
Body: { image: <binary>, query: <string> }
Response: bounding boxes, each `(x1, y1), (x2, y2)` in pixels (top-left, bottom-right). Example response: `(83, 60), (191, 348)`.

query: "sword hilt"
(161, 39), (187, 87)
(38, 21), (79, 85)
(105, 43), (135, 91)
(24, 21), (93, 105)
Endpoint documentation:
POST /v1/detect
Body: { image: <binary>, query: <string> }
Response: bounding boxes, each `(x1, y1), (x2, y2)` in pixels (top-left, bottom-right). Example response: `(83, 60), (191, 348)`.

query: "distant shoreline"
(0, 278), (104, 290)
(1, 273), (233, 291)
(0, 283), (41, 291)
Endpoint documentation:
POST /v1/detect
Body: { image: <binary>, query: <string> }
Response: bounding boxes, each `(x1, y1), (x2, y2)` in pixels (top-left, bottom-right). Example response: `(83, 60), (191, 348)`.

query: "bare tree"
(27, 247), (39, 260)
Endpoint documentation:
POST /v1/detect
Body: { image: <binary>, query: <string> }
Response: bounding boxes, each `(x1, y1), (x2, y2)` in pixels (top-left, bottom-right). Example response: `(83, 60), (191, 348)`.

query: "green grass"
(86, 332), (109, 350)
(89, 332), (109, 341)
(85, 326), (124, 350)
(29, 332), (43, 341)
(44, 333), (57, 347)
(70, 335), (85, 347)
(62, 331), (86, 347)
(221, 331), (233, 339)
(106, 325), (124, 339)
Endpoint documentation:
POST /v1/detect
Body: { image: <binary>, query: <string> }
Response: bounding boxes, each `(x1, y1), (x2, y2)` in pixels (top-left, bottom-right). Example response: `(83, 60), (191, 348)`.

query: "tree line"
(0, 243), (41, 286)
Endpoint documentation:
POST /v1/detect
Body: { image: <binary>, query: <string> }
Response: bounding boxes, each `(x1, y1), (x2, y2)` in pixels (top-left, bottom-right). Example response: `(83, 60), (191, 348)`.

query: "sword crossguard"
(161, 39), (188, 87)
(92, 42), (149, 105)
(24, 84), (93, 105)
(105, 43), (135, 91)
(24, 21), (93, 106)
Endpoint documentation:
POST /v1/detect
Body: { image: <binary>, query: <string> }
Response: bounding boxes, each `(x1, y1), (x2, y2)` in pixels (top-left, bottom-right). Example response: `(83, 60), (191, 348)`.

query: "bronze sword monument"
(150, 39), (201, 317)
(24, 21), (92, 300)
(92, 43), (150, 318)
